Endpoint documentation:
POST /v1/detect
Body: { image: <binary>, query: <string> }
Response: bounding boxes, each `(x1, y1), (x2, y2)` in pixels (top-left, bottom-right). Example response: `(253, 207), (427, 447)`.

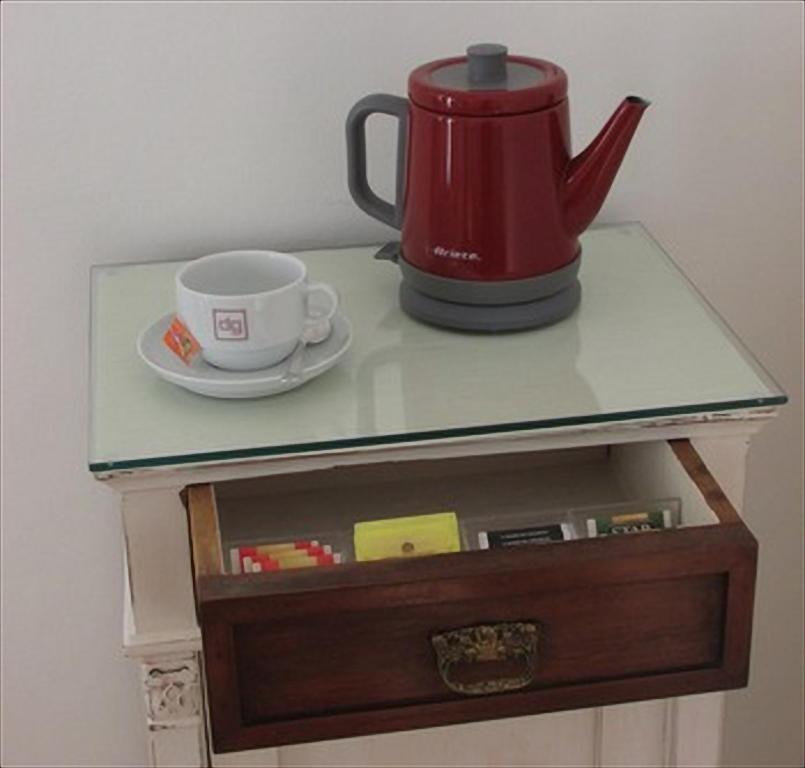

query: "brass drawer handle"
(431, 621), (539, 696)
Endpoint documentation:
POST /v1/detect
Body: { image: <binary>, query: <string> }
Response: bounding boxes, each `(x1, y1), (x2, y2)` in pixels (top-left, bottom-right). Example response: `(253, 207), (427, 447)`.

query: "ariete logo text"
(433, 246), (481, 262)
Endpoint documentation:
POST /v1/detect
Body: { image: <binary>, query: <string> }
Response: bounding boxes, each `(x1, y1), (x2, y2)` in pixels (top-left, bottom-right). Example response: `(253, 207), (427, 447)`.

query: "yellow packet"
(354, 512), (460, 562)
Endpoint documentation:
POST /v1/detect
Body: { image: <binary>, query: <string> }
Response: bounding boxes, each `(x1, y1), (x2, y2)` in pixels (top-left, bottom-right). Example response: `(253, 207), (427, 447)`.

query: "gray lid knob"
(467, 43), (508, 84)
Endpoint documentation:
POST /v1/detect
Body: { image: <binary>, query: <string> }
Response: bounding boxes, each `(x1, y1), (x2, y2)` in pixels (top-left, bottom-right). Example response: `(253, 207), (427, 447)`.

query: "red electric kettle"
(346, 44), (649, 331)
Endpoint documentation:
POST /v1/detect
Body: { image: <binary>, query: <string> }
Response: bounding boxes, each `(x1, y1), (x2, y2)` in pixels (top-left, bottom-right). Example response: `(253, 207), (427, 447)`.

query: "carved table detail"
(142, 655), (202, 725)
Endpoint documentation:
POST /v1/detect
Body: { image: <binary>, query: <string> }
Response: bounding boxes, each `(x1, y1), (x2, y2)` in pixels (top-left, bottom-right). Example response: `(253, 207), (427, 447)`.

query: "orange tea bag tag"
(163, 316), (201, 365)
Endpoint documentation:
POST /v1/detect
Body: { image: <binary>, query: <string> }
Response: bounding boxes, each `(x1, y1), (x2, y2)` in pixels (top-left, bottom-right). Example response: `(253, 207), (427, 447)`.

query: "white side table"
(89, 223), (784, 767)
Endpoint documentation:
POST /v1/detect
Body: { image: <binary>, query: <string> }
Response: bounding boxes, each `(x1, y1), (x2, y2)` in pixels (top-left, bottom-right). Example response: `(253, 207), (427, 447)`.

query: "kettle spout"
(562, 96), (650, 236)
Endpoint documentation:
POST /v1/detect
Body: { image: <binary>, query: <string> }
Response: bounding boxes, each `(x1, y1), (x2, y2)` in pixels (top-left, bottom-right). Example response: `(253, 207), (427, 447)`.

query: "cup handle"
(305, 282), (339, 327)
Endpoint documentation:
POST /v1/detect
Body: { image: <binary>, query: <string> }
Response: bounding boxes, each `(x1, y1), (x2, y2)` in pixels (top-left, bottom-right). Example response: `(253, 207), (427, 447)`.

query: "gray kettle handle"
(346, 94), (409, 230)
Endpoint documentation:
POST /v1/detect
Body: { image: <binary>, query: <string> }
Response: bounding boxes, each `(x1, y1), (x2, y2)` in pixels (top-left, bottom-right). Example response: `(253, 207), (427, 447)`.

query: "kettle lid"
(409, 44), (567, 116)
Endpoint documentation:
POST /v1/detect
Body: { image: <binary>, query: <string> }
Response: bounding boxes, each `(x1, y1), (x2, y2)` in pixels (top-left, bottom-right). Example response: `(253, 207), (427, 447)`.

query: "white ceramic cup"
(176, 250), (339, 371)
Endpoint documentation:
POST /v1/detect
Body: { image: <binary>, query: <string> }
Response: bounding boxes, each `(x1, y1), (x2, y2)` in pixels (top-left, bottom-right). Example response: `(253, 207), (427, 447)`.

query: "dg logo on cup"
(213, 309), (249, 341)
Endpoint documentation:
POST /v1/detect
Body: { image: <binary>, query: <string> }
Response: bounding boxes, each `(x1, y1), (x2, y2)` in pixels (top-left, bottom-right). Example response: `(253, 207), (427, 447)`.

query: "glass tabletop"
(89, 223), (785, 474)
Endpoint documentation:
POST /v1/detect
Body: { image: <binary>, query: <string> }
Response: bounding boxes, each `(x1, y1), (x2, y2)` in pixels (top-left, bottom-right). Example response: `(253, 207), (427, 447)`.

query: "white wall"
(2, 3), (802, 766)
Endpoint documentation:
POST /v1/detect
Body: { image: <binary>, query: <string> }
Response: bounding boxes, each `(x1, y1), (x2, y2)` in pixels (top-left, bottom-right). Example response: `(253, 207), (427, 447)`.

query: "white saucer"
(137, 312), (352, 399)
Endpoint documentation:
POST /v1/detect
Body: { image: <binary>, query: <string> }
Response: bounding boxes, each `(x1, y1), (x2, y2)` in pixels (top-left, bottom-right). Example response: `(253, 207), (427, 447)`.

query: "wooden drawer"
(186, 439), (756, 753)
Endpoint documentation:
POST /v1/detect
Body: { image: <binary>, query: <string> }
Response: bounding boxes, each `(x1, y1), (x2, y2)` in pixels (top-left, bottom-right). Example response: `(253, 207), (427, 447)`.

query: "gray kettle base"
(399, 279), (581, 332)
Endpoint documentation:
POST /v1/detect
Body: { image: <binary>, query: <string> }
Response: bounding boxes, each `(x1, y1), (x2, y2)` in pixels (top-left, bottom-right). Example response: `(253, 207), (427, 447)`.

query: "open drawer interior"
(200, 440), (733, 576)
